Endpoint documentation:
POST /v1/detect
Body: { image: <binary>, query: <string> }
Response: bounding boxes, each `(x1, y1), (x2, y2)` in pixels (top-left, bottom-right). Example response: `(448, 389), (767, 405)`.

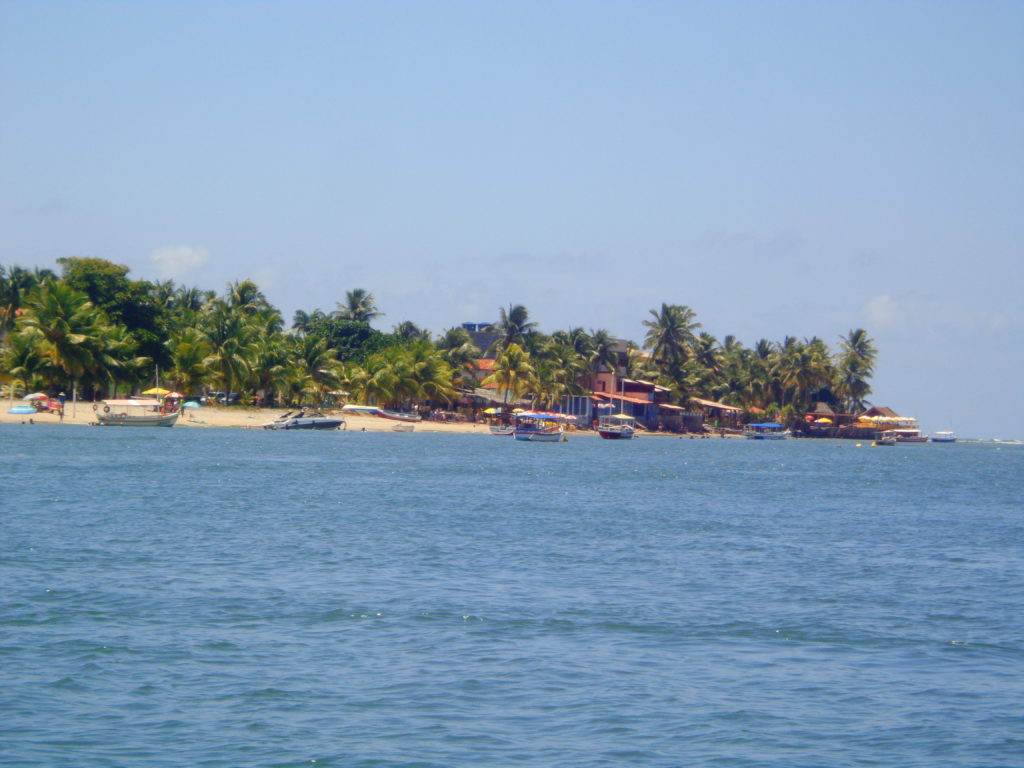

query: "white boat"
(263, 410), (345, 430)
(874, 430), (897, 446)
(892, 428), (928, 443)
(512, 412), (567, 442)
(341, 404), (421, 422)
(744, 422), (790, 439)
(94, 399), (178, 427)
(932, 430), (957, 443)
(488, 424), (515, 436)
(597, 413), (636, 440)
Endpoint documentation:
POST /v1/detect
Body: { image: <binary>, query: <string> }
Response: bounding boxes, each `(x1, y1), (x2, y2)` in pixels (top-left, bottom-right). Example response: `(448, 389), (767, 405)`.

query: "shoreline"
(0, 403), (729, 437)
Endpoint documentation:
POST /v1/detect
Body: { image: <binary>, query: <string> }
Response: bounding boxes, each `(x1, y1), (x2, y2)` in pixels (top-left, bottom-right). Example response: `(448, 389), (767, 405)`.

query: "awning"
(690, 397), (742, 412)
(656, 403), (686, 411)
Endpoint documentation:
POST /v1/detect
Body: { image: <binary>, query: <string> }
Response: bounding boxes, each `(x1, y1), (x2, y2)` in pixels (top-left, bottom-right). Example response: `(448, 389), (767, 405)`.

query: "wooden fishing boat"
(597, 413), (636, 440)
(512, 412), (567, 442)
(94, 399), (178, 427)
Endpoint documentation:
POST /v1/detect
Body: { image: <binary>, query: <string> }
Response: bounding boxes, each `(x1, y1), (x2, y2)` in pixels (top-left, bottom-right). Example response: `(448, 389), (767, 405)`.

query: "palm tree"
(0, 265), (55, 337)
(290, 333), (343, 404)
(489, 303), (536, 354)
(15, 281), (116, 405)
(436, 327), (481, 391)
(166, 328), (212, 395)
(333, 289), (382, 324)
(481, 342), (536, 405)
(642, 303), (702, 370)
(1, 331), (52, 401)
(393, 320), (430, 341)
(835, 328), (877, 412)
(202, 299), (256, 400)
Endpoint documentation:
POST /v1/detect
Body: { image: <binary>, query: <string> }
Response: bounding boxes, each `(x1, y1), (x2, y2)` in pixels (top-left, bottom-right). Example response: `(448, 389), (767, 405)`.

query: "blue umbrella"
(8, 405), (36, 415)
(183, 401), (201, 408)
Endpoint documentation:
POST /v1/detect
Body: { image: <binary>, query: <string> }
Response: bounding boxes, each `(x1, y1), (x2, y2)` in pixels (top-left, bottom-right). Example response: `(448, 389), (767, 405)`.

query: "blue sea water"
(1, 424), (1022, 767)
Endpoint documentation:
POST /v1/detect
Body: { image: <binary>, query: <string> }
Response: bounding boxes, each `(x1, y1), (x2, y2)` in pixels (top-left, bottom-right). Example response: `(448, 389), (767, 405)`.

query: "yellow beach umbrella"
(815, 417), (833, 423)
(143, 387), (170, 396)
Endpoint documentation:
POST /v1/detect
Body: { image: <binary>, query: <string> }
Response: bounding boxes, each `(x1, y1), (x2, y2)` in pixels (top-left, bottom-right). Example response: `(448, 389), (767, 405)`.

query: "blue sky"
(2, 1), (1022, 438)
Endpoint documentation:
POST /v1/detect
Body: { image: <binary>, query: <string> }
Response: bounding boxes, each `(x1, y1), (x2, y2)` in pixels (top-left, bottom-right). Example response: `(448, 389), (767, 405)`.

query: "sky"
(1, 0), (1022, 439)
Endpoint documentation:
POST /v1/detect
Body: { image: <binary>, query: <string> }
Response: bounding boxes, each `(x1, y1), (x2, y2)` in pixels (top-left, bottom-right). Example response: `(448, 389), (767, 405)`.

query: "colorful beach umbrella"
(22, 392), (48, 401)
(142, 387), (171, 396)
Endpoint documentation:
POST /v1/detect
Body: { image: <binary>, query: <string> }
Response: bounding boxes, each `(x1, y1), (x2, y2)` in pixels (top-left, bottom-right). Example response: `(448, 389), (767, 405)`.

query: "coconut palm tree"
(0, 265), (55, 337)
(642, 303), (702, 370)
(289, 333), (343, 404)
(333, 289), (382, 324)
(1, 331), (52, 400)
(489, 303), (536, 354)
(202, 299), (256, 400)
(481, 342), (536, 405)
(436, 327), (481, 391)
(15, 281), (115, 399)
(166, 327), (212, 395)
(835, 328), (877, 412)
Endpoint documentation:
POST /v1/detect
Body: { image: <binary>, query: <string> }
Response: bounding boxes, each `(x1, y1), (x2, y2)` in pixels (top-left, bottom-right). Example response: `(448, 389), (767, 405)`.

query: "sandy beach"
(0, 403), (488, 433)
(0, 402), (725, 437)
(0, 403), (633, 435)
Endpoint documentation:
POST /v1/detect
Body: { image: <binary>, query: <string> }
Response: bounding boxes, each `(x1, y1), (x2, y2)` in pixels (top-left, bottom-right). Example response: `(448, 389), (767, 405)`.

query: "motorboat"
(744, 422), (790, 439)
(94, 399), (178, 427)
(931, 430), (957, 443)
(512, 412), (567, 442)
(262, 410), (345, 430)
(874, 430), (897, 446)
(341, 404), (421, 422)
(892, 428), (928, 443)
(597, 413), (636, 440)
(378, 408), (421, 422)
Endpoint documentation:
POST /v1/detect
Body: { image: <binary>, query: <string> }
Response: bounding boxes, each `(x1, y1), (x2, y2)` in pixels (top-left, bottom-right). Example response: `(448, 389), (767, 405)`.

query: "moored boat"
(262, 410), (345, 430)
(744, 422), (790, 439)
(892, 428), (928, 443)
(341, 404), (421, 422)
(874, 430), (897, 446)
(512, 412), (567, 442)
(597, 413), (636, 440)
(931, 430), (957, 443)
(94, 399), (178, 427)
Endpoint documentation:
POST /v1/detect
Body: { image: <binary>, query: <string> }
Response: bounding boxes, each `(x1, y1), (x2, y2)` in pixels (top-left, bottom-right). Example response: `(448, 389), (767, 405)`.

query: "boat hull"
(513, 428), (565, 442)
(746, 432), (789, 440)
(378, 410), (421, 423)
(97, 413), (178, 427)
(598, 428), (635, 440)
(489, 425), (515, 436)
(265, 417), (344, 430)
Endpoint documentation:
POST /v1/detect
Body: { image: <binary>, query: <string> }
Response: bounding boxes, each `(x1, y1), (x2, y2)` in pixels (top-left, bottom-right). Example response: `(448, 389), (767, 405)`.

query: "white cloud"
(149, 245), (208, 281)
(865, 294), (899, 329)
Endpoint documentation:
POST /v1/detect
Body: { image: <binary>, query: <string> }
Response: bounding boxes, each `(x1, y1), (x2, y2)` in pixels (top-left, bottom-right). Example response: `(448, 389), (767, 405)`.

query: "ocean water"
(1, 424), (1021, 768)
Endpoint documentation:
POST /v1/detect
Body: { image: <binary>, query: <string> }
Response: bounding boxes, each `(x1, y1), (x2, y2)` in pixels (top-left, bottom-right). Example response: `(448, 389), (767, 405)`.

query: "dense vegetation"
(0, 260), (877, 425)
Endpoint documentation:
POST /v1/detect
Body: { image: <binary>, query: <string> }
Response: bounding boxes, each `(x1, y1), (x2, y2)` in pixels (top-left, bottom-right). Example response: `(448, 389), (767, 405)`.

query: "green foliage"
(0, 261), (879, 417)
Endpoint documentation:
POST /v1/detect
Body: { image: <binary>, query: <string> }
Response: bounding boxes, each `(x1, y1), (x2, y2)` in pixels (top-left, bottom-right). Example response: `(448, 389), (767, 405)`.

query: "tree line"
(0, 259), (877, 425)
